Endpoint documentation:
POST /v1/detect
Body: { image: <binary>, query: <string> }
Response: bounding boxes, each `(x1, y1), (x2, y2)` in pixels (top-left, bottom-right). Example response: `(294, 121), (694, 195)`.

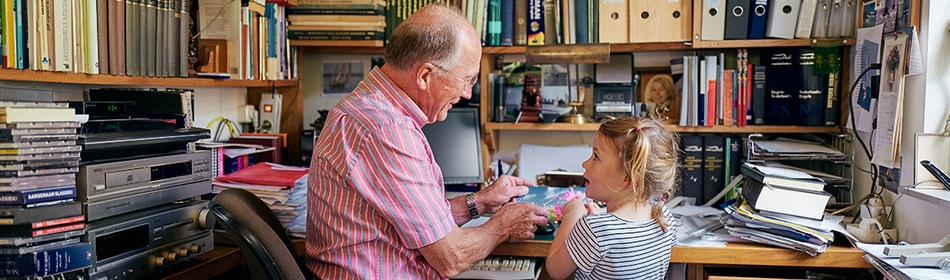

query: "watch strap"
(465, 193), (478, 218)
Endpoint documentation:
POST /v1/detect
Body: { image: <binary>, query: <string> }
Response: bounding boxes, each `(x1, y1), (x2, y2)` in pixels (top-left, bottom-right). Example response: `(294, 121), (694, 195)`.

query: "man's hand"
(488, 202), (549, 242)
(476, 175), (535, 214)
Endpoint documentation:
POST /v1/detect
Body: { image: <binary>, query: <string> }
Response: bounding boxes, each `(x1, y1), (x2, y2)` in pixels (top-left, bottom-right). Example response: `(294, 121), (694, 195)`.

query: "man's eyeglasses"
(432, 64), (478, 88)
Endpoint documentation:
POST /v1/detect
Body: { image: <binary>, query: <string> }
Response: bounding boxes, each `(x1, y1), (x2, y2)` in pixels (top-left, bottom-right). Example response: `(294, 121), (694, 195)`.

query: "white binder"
(700, 0), (726, 41)
(810, 0), (832, 38)
(794, 0), (818, 38)
(765, 0), (801, 39)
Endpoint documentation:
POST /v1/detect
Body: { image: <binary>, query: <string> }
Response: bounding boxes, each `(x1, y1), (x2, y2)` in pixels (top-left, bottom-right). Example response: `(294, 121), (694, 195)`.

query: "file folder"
(700, 0), (727, 40)
(598, 0), (628, 43)
(827, 0), (856, 37)
(724, 0), (750, 39)
(765, 0), (800, 39)
(810, 0), (832, 38)
(629, 0), (691, 42)
(795, 0), (818, 38)
(748, 0), (769, 39)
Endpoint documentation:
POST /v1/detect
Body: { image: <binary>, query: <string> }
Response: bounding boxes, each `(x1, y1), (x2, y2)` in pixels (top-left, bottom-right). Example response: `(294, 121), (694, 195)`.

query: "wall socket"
(259, 93), (282, 133)
(236, 104), (257, 123)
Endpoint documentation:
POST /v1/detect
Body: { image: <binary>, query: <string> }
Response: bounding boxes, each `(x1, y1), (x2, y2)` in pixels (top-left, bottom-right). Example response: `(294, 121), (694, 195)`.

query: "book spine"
(287, 7), (384, 15)
(764, 48), (798, 125)
(0, 202), (82, 225)
(287, 33), (385, 40)
(703, 135), (724, 205)
(824, 64), (841, 126)
(526, 0), (543, 45)
(30, 222), (83, 237)
(500, 0), (513, 46)
(796, 48), (825, 126)
(0, 242), (91, 277)
(30, 215), (83, 228)
(680, 134), (704, 201)
(487, 0), (501, 46)
(0, 186), (76, 206)
(513, 0), (526, 45)
(752, 64), (766, 125)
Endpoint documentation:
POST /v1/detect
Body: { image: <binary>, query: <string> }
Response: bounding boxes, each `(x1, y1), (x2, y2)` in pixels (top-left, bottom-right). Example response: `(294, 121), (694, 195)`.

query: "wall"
(871, 0), (950, 243)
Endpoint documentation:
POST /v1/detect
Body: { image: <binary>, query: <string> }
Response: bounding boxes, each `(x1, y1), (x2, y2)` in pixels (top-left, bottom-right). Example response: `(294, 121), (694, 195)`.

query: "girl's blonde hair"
(598, 117), (680, 231)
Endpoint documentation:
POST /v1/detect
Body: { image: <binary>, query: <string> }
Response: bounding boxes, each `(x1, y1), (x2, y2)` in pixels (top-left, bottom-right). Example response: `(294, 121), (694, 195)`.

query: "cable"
(207, 117), (240, 141)
(846, 63), (885, 201)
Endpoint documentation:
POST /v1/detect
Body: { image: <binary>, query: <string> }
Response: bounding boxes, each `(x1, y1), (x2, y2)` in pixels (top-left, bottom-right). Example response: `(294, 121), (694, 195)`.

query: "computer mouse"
(534, 220), (555, 235)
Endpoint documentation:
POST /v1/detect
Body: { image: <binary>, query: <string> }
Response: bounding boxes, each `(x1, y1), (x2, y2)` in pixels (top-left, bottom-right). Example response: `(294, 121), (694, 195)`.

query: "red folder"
(213, 163), (308, 188)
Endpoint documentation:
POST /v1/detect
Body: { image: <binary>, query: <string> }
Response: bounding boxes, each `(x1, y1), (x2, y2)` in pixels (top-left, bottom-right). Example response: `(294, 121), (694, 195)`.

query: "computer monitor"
(422, 107), (484, 189)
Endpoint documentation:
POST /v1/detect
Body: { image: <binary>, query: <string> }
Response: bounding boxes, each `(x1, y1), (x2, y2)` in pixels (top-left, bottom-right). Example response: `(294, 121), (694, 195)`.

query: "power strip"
(259, 93), (282, 133)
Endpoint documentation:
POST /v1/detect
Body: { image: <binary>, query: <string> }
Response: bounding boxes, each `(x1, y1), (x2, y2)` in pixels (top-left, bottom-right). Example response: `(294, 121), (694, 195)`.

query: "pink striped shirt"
(306, 67), (455, 279)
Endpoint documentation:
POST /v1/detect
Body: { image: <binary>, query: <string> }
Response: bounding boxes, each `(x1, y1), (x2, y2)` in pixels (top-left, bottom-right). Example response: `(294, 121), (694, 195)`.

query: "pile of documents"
(748, 137), (847, 161)
(721, 200), (837, 256)
(212, 162), (308, 236)
(720, 163), (841, 256)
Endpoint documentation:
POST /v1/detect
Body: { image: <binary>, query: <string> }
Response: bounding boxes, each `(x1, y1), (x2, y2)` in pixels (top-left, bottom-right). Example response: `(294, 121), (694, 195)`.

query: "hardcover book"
(741, 177), (831, 220)
(796, 48), (826, 126)
(703, 135), (724, 205)
(680, 134), (704, 201)
(764, 49), (798, 125)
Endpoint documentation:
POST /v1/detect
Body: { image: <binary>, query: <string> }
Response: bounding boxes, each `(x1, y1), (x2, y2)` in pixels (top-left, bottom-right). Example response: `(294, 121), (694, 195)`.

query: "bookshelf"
(0, 69), (298, 88)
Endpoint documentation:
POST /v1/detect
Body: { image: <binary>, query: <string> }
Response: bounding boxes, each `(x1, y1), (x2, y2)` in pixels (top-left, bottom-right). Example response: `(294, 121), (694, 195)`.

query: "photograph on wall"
(539, 64), (575, 122)
(879, 32), (908, 93)
(638, 69), (680, 123)
(322, 61), (365, 96)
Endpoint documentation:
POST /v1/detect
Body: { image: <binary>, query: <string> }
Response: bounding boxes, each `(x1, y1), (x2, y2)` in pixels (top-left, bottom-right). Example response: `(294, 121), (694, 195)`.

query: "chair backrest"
(210, 188), (310, 280)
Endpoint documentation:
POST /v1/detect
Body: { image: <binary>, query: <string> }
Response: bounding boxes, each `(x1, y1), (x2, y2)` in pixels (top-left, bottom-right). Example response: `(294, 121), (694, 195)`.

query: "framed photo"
(638, 69), (680, 123)
(321, 61), (366, 96)
(879, 32), (908, 93)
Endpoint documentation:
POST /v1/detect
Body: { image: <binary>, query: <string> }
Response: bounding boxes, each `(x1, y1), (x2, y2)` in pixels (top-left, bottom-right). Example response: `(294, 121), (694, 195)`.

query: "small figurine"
(518, 73), (542, 122)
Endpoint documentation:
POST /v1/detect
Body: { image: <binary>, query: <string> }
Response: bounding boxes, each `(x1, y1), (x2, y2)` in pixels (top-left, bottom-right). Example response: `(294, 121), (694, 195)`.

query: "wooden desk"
(161, 238), (871, 280)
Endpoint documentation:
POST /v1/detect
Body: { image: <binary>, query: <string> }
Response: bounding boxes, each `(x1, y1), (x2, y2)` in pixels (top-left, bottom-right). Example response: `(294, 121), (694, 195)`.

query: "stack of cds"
(0, 101), (91, 278)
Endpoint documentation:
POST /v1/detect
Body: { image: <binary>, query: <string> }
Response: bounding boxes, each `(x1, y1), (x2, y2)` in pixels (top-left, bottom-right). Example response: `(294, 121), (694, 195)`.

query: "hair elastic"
(635, 127), (642, 132)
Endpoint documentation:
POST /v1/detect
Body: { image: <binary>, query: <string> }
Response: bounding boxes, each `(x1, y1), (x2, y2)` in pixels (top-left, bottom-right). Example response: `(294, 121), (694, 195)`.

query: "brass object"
(525, 44), (611, 65)
(556, 102), (594, 124)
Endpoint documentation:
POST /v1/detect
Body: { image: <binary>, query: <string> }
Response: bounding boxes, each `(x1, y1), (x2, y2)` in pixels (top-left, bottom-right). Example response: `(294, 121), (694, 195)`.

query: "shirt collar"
(369, 66), (427, 129)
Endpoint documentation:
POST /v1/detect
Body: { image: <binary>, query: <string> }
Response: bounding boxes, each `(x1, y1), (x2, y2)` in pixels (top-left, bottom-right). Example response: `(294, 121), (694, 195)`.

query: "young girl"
(545, 117), (680, 280)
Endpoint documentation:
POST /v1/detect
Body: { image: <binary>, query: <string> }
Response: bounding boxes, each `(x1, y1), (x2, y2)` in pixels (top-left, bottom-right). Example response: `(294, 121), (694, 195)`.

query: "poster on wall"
(321, 61), (366, 97)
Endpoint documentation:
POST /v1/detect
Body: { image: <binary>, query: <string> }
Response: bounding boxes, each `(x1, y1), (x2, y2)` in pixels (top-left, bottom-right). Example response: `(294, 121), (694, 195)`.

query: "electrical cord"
(844, 63), (886, 210)
(207, 117), (241, 141)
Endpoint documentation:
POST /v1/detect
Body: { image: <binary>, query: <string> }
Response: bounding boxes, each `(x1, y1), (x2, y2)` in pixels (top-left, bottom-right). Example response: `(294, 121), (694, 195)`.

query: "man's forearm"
(449, 194), (475, 226)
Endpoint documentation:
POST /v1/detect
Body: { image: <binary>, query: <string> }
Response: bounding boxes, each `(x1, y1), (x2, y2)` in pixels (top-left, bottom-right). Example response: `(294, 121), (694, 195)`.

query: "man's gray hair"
(384, 4), (466, 70)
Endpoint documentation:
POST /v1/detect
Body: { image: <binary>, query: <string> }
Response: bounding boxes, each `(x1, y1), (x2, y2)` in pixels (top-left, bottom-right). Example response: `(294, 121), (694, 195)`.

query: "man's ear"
(416, 63), (435, 92)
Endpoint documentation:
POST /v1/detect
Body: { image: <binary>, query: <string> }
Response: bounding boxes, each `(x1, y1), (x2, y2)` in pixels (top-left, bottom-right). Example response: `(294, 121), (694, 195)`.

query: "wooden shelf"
(692, 38), (856, 49)
(0, 68), (298, 87)
(485, 122), (843, 134)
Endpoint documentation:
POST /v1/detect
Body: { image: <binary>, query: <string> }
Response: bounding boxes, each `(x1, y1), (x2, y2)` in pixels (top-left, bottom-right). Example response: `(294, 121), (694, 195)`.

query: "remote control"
(919, 160), (950, 191)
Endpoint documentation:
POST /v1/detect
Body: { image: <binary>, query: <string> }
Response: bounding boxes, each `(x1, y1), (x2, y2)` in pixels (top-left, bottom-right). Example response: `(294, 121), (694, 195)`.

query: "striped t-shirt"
(565, 208), (678, 280)
(305, 67), (456, 279)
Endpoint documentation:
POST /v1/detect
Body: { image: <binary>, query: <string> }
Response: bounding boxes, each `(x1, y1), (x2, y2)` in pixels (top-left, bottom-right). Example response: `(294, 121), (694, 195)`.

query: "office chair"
(210, 188), (312, 280)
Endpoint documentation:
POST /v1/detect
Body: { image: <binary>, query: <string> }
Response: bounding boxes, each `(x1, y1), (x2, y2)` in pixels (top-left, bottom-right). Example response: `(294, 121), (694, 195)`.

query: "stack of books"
(720, 163), (836, 256)
(211, 162), (308, 235)
(287, 0), (387, 47)
(0, 101), (92, 278)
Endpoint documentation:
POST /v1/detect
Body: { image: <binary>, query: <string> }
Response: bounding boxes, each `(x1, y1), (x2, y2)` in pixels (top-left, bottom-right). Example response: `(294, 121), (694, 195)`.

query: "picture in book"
(638, 68), (680, 123)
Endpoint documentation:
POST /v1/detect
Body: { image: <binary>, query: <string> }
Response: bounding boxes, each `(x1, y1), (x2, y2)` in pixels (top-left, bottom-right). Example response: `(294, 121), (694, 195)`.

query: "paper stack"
(722, 200), (838, 256)
(212, 162), (308, 235)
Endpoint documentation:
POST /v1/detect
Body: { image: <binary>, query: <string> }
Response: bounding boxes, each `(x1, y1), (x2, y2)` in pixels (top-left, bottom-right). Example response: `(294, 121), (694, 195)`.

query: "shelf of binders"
(0, 68), (298, 88)
(485, 122), (843, 134)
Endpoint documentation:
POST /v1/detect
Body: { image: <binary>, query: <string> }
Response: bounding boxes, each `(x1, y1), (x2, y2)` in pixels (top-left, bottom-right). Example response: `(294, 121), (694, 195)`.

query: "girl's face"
(581, 133), (630, 202)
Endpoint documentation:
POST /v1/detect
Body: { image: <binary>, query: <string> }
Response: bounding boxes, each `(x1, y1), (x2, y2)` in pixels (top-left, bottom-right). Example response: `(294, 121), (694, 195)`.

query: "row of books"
(0, 101), (91, 278)
(286, 0), (387, 47)
(679, 134), (742, 206)
(197, 0), (295, 80)
(701, 0), (857, 41)
(677, 47), (842, 127)
(0, 0), (191, 77)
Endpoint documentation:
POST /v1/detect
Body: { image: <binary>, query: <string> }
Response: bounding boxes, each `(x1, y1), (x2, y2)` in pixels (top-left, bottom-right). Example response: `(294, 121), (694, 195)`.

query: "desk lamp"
(526, 44), (611, 124)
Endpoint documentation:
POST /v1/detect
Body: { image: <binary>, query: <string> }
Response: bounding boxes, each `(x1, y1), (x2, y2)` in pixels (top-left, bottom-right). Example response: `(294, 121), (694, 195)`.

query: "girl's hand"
(559, 198), (589, 222)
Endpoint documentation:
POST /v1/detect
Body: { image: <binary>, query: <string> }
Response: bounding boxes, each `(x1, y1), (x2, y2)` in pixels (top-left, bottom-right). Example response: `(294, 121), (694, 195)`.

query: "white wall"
(875, 0), (950, 243)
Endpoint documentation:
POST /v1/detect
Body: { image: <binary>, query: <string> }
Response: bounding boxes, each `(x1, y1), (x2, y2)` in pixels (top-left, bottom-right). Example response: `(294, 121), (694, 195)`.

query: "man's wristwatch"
(465, 193), (479, 218)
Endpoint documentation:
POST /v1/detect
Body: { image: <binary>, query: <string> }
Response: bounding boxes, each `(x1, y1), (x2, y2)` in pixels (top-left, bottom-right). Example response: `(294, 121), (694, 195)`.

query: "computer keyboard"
(452, 256), (539, 280)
